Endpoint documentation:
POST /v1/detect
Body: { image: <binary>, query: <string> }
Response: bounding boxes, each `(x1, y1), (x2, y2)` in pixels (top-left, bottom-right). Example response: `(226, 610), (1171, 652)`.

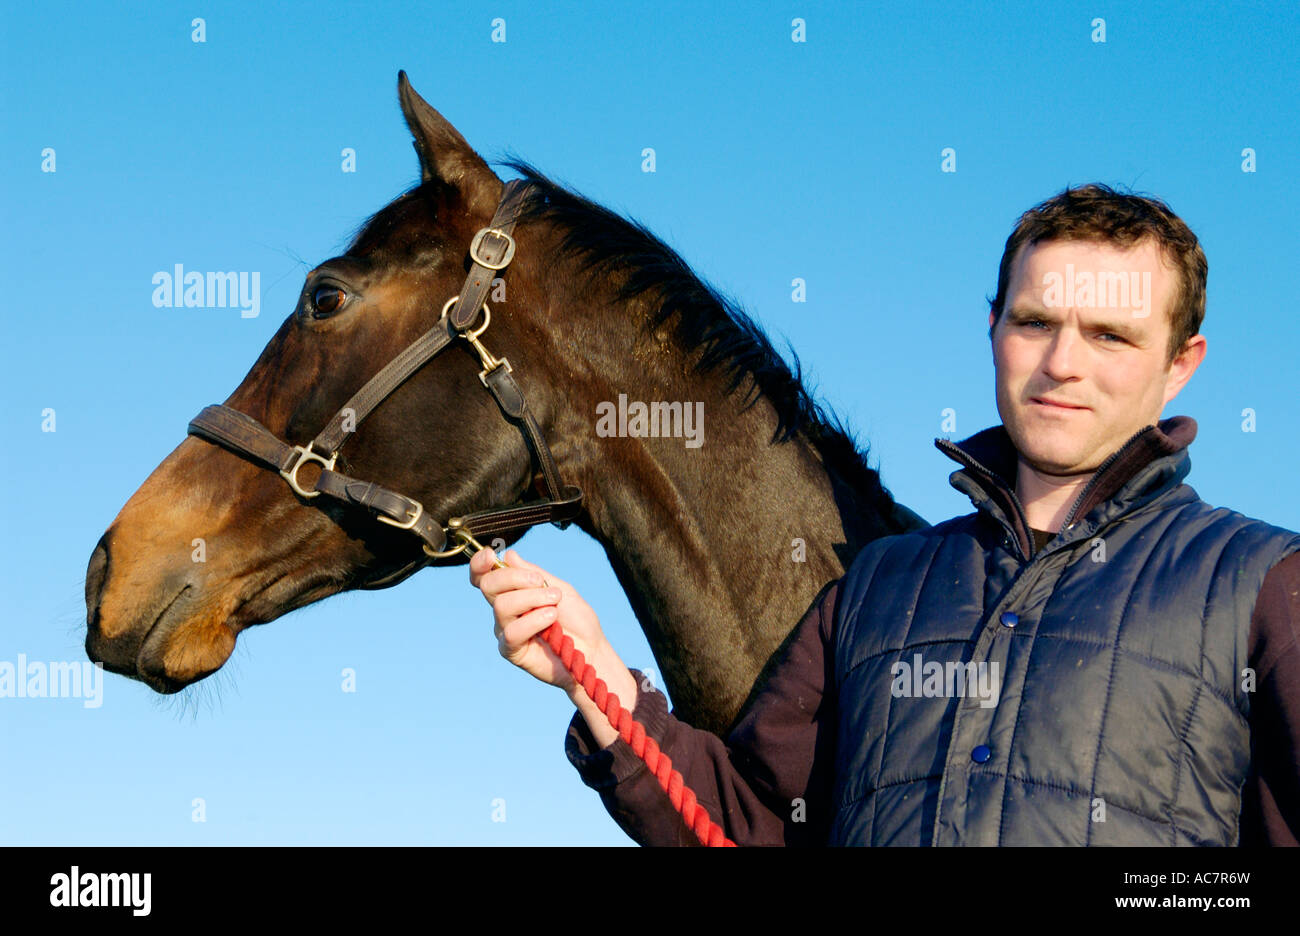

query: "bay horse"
(83, 72), (926, 737)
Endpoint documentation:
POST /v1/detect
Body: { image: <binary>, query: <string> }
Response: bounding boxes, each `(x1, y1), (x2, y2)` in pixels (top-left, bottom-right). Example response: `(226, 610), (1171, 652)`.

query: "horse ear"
(397, 70), (497, 198)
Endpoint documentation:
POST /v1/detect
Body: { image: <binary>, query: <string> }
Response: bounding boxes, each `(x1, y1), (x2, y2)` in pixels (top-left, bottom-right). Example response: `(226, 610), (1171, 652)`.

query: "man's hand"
(468, 547), (639, 748)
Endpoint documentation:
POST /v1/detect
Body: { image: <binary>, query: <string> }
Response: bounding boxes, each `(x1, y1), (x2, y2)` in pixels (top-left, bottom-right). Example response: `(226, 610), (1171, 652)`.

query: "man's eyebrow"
(1087, 317), (1145, 340)
(1005, 305), (1055, 320)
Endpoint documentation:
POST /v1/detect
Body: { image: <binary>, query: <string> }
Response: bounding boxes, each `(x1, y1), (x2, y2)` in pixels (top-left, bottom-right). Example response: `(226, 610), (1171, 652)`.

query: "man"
(470, 184), (1300, 845)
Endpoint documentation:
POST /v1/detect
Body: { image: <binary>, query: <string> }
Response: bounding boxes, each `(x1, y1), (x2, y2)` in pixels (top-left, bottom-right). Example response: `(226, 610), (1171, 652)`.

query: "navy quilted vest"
(830, 420), (1300, 845)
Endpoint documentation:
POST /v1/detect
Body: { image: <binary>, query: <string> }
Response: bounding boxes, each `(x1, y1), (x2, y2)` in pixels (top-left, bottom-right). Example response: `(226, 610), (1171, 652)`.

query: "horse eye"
(311, 285), (346, 317)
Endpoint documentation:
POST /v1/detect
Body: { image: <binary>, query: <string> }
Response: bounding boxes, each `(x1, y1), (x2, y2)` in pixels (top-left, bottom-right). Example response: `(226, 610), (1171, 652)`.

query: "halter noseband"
(186, 179), (583, 587)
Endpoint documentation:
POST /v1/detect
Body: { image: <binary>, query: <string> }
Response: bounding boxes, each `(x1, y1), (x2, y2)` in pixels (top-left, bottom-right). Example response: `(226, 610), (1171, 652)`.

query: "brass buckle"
(469, 227), (517, 270)
(280, 444), (337, 498)
(377, 499), (424, 531)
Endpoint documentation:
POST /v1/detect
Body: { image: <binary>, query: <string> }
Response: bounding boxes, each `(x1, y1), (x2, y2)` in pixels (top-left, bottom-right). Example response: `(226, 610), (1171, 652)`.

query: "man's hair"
(986, 183), (1207, 365)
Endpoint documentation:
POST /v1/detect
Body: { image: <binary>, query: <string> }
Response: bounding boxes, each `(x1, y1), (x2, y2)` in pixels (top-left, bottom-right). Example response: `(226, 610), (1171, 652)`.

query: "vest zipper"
(1058, 424), (1155, 531)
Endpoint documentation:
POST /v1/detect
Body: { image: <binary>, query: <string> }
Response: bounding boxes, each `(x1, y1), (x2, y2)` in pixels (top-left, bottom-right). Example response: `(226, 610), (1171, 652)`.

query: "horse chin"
(133, 595), (239, 693)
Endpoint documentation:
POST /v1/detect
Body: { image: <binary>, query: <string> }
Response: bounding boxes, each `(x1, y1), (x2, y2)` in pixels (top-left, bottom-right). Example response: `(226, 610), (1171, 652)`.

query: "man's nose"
(1041, 327), (1082, 381)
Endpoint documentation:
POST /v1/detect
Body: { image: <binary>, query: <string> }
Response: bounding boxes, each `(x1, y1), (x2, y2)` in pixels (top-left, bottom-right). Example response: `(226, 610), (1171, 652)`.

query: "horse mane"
(495, 156), (911, 532)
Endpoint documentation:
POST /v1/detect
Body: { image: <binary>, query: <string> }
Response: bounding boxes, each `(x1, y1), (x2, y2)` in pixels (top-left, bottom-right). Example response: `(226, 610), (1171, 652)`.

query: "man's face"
(989, 237), (1203, 477)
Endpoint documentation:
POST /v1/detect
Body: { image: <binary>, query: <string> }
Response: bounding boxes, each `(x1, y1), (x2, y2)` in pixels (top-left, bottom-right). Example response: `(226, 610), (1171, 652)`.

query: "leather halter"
(186, 179), (583, 589)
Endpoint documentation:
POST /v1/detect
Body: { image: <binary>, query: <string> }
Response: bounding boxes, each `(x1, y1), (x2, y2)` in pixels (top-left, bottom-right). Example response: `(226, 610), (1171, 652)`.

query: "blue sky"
(3, 0), (1298, 845)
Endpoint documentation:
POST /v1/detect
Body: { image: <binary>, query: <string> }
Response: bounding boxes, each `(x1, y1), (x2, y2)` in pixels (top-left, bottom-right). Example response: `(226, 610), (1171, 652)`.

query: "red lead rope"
(538, 620), (737, 847)
(478, 544), (735, 847)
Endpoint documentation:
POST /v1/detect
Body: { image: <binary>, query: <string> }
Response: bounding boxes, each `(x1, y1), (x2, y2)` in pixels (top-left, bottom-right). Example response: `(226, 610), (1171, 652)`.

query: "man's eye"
(311, 285), (346, 317)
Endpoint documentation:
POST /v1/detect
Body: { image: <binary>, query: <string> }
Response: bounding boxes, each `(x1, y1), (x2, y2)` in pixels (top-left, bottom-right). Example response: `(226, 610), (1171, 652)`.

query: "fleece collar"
(933, 416), (1198, 559)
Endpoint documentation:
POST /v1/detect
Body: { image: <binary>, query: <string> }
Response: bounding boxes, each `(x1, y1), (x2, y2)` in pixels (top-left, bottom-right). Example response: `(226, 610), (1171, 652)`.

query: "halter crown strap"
(450, 179), (530, 332)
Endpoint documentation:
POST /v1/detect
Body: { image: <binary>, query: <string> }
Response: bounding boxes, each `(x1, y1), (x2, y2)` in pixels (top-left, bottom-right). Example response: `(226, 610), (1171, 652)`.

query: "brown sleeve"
(1241, 550), (1300, 846)
(564, 579), (842, 846)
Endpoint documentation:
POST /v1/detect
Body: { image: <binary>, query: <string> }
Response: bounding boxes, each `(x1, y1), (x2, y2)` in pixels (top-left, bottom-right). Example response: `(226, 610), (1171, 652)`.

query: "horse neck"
(535, 289), (880, 736)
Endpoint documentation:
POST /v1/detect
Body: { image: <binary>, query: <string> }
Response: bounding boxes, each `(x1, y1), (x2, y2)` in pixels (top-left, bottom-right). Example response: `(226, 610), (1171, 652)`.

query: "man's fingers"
(470, 547), (564, 596)
(471, 548), (551, 605)
(498, 605), (560, 658)
(468, 546), (508, 579)
(467, 547), (494, 587)
(492, 585), (561, 623)
(501, 549), (571, 593)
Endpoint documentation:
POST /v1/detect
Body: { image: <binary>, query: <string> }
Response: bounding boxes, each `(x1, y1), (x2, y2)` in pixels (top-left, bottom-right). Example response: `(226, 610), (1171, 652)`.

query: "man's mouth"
(1030, 397), (1089, 411)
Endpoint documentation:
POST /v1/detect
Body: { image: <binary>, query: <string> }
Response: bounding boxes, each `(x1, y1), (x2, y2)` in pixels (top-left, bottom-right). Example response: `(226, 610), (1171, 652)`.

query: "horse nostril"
(85, 534), (110, 626)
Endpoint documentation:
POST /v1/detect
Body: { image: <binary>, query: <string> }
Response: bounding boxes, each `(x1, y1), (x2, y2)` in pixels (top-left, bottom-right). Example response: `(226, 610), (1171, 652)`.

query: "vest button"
(971, 745), (991, 763)
(1000, 611), (1018, 628)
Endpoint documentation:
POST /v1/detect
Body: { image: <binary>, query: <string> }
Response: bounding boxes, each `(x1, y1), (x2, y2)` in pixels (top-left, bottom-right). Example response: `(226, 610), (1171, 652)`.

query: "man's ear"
(1162, 334), (1207, 407)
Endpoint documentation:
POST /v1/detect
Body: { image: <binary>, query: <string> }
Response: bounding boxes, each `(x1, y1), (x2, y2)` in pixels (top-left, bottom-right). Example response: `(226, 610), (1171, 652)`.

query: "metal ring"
(280, 444), (337, 499)
(466, 303), (491, 340)
(439, 297), (491, 340)
(422, 537), (471, 560)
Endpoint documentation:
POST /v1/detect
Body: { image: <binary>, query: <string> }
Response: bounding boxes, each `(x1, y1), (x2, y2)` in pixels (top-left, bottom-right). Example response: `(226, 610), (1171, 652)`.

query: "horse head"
(85, 73), (568, 693)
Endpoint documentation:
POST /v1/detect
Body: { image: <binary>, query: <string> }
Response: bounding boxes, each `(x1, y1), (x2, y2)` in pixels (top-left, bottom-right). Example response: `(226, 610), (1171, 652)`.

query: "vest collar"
(934, 415), (1198, 560)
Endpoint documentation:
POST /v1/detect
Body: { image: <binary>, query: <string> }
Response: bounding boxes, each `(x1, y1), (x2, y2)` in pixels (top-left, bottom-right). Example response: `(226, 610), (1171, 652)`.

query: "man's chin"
(1006, 424), (1092, 476)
